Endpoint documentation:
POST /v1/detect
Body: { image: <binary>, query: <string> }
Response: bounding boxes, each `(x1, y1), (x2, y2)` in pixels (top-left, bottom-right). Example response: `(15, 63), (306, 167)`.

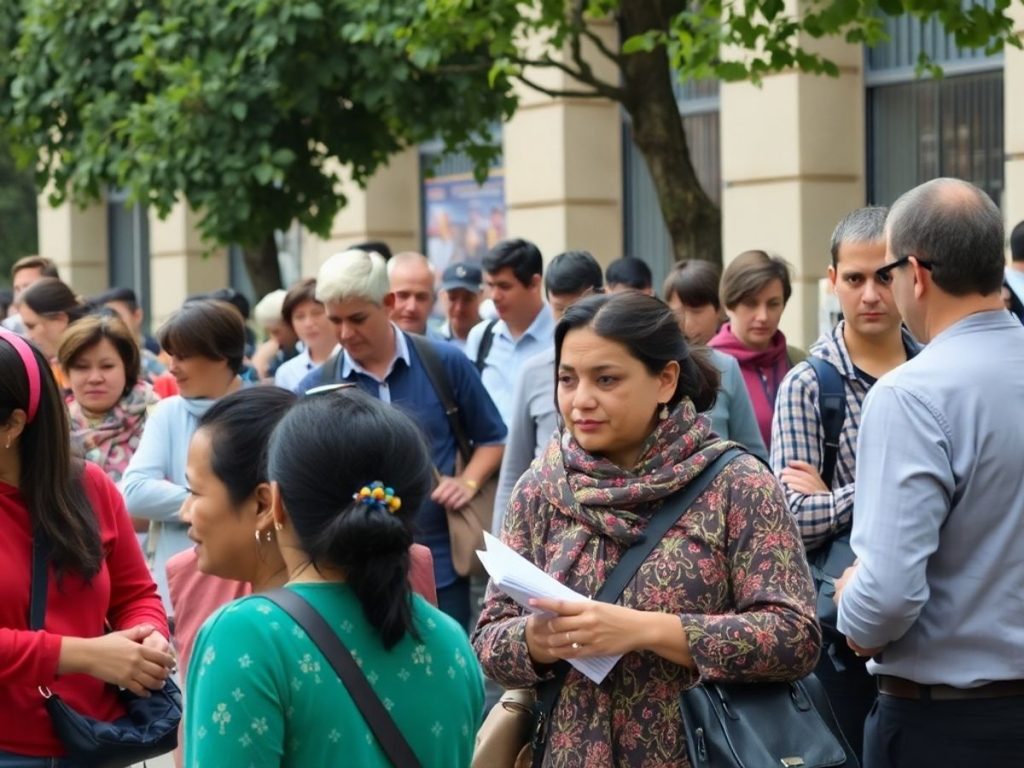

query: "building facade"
(37, 9), (1024, 344)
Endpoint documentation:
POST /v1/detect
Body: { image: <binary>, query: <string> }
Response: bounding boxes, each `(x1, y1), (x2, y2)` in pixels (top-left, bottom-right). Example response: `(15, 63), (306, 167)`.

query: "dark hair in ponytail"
(555, 292), (720, 413)
(267, 388), (433, 649)
(198, 387), (297, 505)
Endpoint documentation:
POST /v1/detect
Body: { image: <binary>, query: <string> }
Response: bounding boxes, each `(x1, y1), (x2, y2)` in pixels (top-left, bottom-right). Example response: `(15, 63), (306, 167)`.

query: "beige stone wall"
(300, 149), (422, 278)
(1004, 6), (1024, 245)
(147, 201), (228, 326)
(36, 197), (109, 297)
(720, 36), (866, 348)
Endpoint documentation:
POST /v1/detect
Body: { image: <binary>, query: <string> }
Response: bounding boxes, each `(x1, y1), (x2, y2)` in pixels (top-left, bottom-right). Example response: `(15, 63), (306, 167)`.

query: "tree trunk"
(618, 1), (722, 267)
(241, 232), (283, 298)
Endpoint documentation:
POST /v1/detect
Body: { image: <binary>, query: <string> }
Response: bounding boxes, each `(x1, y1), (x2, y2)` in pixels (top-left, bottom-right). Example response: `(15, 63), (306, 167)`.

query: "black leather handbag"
(30, 535), (182, 768)
(680, 670), (859, 768)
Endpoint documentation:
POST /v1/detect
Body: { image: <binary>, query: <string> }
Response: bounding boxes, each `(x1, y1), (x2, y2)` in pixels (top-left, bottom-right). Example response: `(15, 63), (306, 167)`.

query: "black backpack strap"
(316, 350), (345, 387)
(263, 589), (422, 768)
(407, 334), (472, 464)
(806, 357), (846, 489)
(531, 447), (745, 767)
(29, 532), (49, 630)
(474, 319), (499, 373)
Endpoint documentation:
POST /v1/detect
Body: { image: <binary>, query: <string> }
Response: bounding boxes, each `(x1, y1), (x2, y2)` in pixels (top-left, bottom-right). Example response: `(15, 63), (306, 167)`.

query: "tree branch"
(515, 72), (610, 100)
(511, 54), (625, 101)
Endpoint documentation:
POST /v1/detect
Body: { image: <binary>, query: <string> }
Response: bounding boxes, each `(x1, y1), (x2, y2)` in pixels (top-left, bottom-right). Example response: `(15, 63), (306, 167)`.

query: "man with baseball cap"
(439, 262), (483, 349)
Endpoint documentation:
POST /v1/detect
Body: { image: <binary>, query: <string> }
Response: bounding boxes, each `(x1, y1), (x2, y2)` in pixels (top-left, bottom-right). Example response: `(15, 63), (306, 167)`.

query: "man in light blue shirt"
(464, 239), (554, 425)
(835, 178), (1024, 768)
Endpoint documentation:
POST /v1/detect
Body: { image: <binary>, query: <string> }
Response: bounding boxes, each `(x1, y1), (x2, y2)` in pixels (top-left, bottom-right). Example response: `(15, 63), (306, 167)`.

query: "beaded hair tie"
(353, 481), (402, 514)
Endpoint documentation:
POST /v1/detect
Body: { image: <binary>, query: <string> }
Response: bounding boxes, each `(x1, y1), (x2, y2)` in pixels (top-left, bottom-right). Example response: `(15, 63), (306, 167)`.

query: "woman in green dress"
(186, 387), (484, 767)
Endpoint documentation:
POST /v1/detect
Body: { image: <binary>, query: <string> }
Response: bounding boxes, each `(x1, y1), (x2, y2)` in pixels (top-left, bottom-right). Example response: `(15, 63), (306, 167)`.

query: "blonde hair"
(316, 249), (389, 305)
(253, 289), (288, 327)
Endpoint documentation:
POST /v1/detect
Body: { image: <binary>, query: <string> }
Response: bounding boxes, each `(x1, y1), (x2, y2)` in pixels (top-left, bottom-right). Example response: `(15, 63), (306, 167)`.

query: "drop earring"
(659, 403), (669, 420)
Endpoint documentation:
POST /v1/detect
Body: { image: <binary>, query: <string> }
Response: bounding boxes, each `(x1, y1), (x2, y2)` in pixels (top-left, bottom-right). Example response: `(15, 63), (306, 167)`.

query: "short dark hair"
(11, 255), (59, 280)
(829, 206), (888, 268)
(20, 278), (89, 323)
(268, 388), (434, 650)
(193, 288), (251, 321)
(482, 238), (543, 287)
(157, 299), (246, 373)
(720, 251), (792, 310)
(282, 278), (320, 330)
(544, 251), (603, 297)
(199, 387), (297, 506)
(350, 241), (393, 261)
(662, 260), (722, 310)
(90, 287), (140, 313)
(0, 289), (13, 317)
(605, 257), (653, 291)
(1010, 220), (1024, 263)
(58, 313), (141, 394)
(555, 292), (719, 414)
(887, 178), (1005, 296)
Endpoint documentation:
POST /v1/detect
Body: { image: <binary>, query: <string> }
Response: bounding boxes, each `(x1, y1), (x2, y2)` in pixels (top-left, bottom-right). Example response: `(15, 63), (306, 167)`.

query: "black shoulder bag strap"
(474, 319), (499, 373)
(29, 531), (50, 630)
(316, 349), (345, 386)
(408, 333), (472, 464)
(263, 588), (422, 768)
(530, 447), (745, 768)
(806, 357), (846, 488)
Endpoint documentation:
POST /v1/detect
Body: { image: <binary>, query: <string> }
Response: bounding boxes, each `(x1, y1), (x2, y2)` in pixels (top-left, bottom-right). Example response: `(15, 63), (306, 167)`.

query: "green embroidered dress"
(186, 582), (483, 768)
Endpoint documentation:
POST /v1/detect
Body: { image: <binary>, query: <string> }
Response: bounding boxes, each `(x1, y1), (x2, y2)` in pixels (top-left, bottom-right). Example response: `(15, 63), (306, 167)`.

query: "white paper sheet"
(477, 532), (622, 684)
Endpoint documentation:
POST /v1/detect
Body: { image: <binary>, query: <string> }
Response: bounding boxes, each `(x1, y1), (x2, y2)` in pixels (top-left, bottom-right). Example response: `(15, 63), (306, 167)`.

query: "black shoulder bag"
(30, 533), (182, 768)
(529, 448), (744, 768)
(804, 357), (856, 640)
(679, 442), (858, 768)
(262, 588), (422, 768)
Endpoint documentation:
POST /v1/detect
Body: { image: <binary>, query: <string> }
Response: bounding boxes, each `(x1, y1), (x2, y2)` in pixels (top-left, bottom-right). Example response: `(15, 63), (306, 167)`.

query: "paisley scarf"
(69, 381), (158, 482)
(530, 398), (736, 592)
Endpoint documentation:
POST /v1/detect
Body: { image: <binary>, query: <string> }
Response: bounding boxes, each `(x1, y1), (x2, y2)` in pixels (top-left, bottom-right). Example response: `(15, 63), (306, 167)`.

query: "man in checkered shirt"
(770, 206), (919, 760)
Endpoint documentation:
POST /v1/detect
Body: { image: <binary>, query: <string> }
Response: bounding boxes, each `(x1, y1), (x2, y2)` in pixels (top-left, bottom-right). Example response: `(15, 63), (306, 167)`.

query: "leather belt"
(878, 675), (1024, 701)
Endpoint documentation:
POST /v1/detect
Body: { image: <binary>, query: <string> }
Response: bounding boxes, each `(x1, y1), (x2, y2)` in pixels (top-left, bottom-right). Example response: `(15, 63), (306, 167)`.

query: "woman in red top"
(0, 329), (174, 765)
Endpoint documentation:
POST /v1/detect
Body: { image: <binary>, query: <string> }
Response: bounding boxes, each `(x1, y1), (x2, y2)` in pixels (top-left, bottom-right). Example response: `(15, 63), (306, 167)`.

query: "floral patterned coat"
(472, 405), (820, 768)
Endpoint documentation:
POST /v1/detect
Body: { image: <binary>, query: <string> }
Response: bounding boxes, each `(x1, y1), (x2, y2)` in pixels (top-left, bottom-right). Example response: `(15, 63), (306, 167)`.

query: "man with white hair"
(295, 249), (506, 628)
(251, 288), (299, 379)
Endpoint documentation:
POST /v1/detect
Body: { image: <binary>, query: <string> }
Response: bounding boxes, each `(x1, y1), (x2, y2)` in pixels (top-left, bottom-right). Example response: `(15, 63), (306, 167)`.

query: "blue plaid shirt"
(770, 321), (918, 549)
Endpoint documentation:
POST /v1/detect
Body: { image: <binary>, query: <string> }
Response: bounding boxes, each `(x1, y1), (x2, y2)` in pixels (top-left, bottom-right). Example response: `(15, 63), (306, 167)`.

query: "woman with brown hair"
(709, 250), (805, 447)
(0, 328), (173, 765)
(473, 292), (819, 767)
(18, 277), (90, 394)
(59, 314), (159, 484)
(119, 299), (247, 612)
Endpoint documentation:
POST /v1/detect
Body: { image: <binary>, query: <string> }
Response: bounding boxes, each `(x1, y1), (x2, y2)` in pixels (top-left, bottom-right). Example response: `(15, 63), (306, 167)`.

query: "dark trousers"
(0, 753), (73, 767)
(815, 640), (877, 762)
(437, 576), (471, 632)
(864, 692), (1024, 768)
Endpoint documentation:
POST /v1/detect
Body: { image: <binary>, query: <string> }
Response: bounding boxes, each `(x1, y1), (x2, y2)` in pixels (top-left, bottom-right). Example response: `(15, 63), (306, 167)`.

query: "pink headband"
(0, 329), (41, 424)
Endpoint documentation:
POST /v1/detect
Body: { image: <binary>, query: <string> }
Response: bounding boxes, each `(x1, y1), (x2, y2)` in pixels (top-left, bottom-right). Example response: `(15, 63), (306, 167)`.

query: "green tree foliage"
(0, 138), (38, 287)
(0, 0), (515, 294)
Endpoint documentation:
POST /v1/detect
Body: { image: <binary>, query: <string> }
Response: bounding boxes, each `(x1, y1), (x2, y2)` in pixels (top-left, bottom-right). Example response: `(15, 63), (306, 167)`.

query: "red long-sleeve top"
(0, 461), (168, 757)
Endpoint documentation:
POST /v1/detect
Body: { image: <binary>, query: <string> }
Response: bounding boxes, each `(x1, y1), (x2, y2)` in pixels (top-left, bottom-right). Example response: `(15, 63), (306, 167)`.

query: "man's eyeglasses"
(874, 255), (935, 285)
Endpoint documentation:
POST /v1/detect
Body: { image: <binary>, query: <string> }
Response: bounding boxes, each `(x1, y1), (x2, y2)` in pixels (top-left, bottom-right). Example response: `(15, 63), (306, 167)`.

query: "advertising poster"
(423, 171), (506, 277)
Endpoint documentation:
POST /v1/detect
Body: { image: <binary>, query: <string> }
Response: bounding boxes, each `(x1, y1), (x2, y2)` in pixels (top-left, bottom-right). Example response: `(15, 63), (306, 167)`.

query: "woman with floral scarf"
(472, 292), (820, 768)
(58, 313), (158, 483)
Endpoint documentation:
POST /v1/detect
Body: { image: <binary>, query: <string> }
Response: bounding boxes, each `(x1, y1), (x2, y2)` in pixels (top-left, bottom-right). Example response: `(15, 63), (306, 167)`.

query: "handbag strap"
(29, 530), (49, 630)
(262, 588), (422, 768)
(531, 446), (745, 767)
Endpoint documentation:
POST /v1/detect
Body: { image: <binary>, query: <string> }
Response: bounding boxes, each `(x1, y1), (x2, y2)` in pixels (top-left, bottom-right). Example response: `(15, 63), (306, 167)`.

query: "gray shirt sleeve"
(836, 383), (953, 649)
(492, 364), (539, 535)
(719, 354), (768, 460)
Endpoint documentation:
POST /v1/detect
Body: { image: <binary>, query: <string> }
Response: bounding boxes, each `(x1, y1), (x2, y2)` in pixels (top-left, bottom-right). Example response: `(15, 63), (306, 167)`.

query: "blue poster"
(424, 171), (506, 276)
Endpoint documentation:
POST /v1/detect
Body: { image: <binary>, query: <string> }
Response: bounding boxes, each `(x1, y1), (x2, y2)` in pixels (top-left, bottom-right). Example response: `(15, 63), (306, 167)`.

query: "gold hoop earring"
(255, 529), (273, 544)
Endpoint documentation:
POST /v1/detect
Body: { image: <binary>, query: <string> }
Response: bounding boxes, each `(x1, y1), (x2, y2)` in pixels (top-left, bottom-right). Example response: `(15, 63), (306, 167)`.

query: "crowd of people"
(0, 176), (1022, 767)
